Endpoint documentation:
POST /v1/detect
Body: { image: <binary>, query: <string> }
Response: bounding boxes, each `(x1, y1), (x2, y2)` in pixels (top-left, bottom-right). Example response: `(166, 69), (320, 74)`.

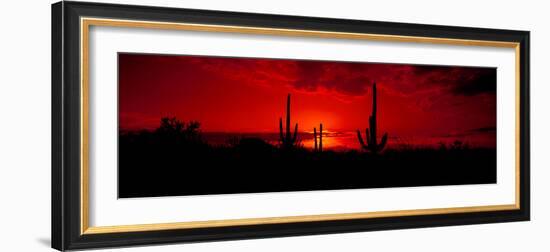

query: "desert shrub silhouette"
(156, 117), (202, 144)
(118, 106), (496, 198)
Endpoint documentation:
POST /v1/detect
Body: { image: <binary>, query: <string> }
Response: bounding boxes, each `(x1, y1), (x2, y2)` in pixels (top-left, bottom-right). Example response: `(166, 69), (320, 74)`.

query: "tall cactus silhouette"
(314, 127), (318, 151)
(319, 123), (323, 152)
(313, 123), (323, 152)
(357, 82), (388, 154)
(279, 94), (298, 149)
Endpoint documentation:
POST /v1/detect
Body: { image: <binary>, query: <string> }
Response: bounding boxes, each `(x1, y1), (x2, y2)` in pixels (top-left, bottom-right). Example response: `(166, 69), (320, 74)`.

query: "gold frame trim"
(80, 17), (521, 235)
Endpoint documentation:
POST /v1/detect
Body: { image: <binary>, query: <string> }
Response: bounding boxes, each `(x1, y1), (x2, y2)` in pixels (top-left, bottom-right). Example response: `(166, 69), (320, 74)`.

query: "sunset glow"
(119, 53), (496, 150)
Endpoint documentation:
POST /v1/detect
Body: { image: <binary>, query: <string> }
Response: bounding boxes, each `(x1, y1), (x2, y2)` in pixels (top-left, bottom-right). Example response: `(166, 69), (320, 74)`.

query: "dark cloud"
(409, 66), (496, 96)
(293, 61), (374, 95)
(184, 55), (496, 99)
(289, 61), (496, 98)
(449, 69), (496, 96)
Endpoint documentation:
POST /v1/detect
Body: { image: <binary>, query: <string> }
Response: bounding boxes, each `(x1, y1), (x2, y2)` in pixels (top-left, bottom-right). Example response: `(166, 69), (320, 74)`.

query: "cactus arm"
(279, 117), (285, 145)
(378, 132), (388, 151)
(357, 130), (366, 149)
(286, 94), (291, 142)
(292, 123), (298, 143)
(365, 128), (371, 147)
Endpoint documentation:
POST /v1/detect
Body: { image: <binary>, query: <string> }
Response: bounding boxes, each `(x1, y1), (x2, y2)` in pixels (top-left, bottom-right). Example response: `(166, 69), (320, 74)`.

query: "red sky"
(118, 53), (496, 148)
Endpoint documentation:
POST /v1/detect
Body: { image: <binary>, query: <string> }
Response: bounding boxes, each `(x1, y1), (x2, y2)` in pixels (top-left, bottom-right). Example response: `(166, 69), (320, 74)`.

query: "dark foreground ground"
(118, 128), (496, 198)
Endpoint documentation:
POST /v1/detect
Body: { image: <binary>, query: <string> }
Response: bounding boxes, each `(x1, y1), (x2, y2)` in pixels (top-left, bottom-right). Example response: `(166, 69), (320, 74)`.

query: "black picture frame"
(52, 1), (530, 251)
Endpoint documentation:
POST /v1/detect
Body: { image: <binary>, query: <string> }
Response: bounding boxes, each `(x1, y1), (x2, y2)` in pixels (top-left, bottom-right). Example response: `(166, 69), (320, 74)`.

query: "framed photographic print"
(52, 1), (530, 250)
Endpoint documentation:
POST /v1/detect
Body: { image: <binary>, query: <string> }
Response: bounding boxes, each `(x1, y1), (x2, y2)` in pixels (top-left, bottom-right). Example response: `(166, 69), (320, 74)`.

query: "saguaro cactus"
(319, 123), (323, 152)
(279, 94), (298, 149)
(314, 127), (318, 151)
(357, 82), (388, 154)
(313, 123), (323, 152)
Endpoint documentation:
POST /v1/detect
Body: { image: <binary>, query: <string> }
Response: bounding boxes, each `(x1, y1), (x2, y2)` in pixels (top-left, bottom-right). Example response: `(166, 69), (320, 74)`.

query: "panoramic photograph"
(118, 53), (497, 198)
